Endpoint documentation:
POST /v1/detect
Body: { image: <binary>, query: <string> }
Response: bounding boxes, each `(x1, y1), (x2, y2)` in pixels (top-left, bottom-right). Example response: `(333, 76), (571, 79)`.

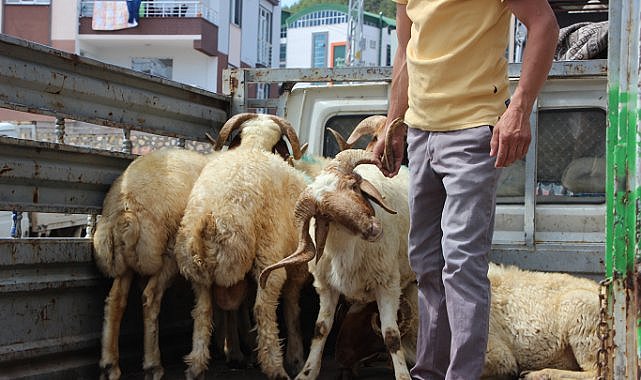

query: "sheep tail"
(115, 208), (140, 267)
(92, 217), (116, 276)
(92, 206), (140, 277)
(190, 212), (217, 268)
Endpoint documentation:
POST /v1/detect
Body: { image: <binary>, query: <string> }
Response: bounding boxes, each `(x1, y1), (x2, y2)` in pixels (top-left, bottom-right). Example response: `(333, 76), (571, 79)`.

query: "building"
(1, 0), (281, 92)
(0, 0), (281, 151)
(280, 3), (396, 68)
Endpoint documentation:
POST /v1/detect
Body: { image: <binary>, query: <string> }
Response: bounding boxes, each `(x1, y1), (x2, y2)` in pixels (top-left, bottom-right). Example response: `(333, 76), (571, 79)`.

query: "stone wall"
(29, 120), (214, 155)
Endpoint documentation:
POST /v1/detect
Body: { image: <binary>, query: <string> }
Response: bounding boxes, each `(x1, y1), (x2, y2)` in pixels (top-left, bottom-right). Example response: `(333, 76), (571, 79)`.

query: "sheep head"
(259, 149), (396, 289)
(213, 112), (303, 160)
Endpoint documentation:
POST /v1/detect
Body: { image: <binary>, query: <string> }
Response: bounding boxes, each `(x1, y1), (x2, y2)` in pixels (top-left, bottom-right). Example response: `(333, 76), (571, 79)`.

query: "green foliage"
(284, 0), (396, 19)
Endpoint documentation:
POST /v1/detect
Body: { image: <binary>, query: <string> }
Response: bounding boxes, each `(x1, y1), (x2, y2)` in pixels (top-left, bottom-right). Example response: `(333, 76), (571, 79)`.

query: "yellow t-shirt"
(396, 0), (511, 131)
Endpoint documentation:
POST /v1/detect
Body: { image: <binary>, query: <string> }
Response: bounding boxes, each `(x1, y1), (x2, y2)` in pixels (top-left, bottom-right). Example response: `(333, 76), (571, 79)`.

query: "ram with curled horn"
(214, 112), (303, 161)
(260, 148), (415, 380)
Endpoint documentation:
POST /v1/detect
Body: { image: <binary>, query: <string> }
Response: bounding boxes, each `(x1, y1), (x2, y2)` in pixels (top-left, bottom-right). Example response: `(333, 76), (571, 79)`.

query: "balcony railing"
(79, 1), (218, 25)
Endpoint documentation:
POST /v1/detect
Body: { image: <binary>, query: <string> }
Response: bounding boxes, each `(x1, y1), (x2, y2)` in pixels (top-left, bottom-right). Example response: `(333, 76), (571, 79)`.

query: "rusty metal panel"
(0, 238), (194, 378)
(0, 34), (229, 142)
(231, 60), (606, 87)
(509, 59), (607, 79)
(0, 239), (106, 364)
(490, 244), (605, 280)
(0, 136), (134, 213)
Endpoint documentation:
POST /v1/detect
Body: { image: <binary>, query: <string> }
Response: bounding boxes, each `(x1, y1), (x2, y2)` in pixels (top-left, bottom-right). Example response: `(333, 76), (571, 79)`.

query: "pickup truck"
(0, 10), (631, 379)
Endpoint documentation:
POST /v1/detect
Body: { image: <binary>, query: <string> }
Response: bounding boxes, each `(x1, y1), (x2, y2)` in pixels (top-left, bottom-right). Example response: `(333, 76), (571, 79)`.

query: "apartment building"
(1, 0), (280, 92)
(280, 4), (396, 68)
(0, 0), (281, 145)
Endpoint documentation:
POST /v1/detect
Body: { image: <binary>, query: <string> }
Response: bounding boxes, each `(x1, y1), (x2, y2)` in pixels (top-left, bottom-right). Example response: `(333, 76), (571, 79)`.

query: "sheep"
(333, 263), (600, 380)
(92, 112), (302, 380)
(173, 114), (311, 380)
(333, 281), (418, 379)
(259, 148), (415, 380)
(93, 147), (210, 380)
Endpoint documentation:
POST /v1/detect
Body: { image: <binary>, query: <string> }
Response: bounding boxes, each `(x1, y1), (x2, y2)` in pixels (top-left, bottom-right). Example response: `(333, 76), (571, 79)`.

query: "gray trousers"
(406, 126), (500, 380)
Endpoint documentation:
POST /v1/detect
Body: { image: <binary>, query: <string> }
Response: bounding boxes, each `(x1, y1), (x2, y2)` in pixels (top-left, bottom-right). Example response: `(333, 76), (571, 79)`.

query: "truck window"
(323, 115), (378, 157)
(497, 108), (606, 204)
(323, 114), (409, 166)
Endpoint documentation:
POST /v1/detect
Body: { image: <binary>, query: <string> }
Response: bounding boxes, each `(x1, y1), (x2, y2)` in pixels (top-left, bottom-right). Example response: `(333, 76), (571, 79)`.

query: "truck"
(0, 0), (639, 377)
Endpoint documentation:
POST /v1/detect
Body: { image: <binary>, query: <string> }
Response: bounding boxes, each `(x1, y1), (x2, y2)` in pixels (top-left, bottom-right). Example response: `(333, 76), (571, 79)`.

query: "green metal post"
(606, 0), (641, 377)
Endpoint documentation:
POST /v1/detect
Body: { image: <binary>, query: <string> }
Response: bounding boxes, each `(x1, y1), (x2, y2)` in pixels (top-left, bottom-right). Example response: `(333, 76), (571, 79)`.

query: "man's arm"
(491, 0), (559, 167)
(373, 3), (411, 177)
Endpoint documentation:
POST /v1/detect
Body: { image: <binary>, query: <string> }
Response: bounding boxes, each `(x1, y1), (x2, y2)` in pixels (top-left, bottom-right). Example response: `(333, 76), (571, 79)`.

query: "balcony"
(79, 1), (218, 24)
(78, 0), (219, 58)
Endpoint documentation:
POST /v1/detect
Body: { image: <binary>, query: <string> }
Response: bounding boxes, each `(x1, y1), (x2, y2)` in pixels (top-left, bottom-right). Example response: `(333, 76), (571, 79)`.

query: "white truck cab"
(278, 60), (607, 279)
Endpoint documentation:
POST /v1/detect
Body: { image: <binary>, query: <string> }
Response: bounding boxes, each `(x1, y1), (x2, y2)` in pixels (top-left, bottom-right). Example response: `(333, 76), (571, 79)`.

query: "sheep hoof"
(143, 365), (164, 380)
(185, 369), (206, 380)
(99, 363), (121, 380)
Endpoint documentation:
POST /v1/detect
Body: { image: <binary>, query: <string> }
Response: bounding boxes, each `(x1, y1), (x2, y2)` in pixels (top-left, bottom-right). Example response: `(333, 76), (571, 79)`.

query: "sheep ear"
(360, 179), (397, 215)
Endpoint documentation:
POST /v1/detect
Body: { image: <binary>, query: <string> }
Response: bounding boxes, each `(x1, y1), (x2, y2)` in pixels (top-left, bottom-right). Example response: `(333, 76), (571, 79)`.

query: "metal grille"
(537, 108), (606, 183)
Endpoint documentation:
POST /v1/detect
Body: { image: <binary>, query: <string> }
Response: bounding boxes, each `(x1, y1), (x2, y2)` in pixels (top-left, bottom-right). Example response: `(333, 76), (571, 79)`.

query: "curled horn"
(213, 113), (258, 151)
(266, 115), (303, 160)
(331, 149), (379, 174)
(382, 117), (406, 173)
(347, 115), (387, 146)
(327, 128), (351, 152)
(259, 192), (318, 289)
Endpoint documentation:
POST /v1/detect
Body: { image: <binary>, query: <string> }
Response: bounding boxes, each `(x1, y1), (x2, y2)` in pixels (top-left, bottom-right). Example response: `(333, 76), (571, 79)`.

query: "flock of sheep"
(92, 113), (600, 380)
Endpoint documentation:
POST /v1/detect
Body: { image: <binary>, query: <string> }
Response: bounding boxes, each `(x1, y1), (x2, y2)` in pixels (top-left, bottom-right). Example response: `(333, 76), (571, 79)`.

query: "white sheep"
(260, 149), (415, 380)
(93, 147), (210, 380)
(92, 112), (302, 380)
(174, 114), (310, 380)
(333, 263), (600, 380)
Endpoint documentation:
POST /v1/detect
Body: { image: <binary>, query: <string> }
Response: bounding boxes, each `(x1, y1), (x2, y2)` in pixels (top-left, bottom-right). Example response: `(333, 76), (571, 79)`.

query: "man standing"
(372, 0), (559, 379)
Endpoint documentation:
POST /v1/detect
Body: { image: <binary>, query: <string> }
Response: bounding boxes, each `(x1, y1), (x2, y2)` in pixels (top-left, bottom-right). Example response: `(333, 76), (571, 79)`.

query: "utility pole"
(346, 0), (364, 66)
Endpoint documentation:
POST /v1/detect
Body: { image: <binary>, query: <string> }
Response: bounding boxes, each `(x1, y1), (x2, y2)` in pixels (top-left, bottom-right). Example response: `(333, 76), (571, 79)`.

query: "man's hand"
(372, 117), (407, 177)
(490, 104), (531, 167)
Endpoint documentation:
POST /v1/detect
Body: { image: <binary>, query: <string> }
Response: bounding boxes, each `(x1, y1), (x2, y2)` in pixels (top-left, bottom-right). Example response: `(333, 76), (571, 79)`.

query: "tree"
(284, 0), (396, 19)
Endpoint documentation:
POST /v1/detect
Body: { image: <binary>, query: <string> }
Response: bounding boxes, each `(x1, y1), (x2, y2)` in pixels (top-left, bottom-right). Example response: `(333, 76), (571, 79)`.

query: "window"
(131, 58), (173, 79)
(322, 115), (408, 166)
(496, 108), (606, 203)
(231, 0), (242, 26)
(279, 44), (287, 68)
(312, 32), (328, 68)
(289, 10), (347, 29)
(257, 6), (272, 66)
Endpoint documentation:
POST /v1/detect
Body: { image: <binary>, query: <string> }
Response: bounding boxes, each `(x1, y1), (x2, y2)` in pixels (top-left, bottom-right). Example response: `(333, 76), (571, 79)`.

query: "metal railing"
(79, 0), (218, 25)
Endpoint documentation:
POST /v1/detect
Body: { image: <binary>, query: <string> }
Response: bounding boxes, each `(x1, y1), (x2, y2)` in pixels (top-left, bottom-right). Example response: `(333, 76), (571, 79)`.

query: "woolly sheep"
(334, 263), (600, 380)
(93, 147), (210, 380)
(174, 114), (310, 380)
(260, 149), (415, 380)
(93, 112), (302, 380)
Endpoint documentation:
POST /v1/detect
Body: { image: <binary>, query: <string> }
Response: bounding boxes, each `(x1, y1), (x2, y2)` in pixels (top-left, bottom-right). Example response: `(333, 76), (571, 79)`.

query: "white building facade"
(281, 4), (396, 68)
